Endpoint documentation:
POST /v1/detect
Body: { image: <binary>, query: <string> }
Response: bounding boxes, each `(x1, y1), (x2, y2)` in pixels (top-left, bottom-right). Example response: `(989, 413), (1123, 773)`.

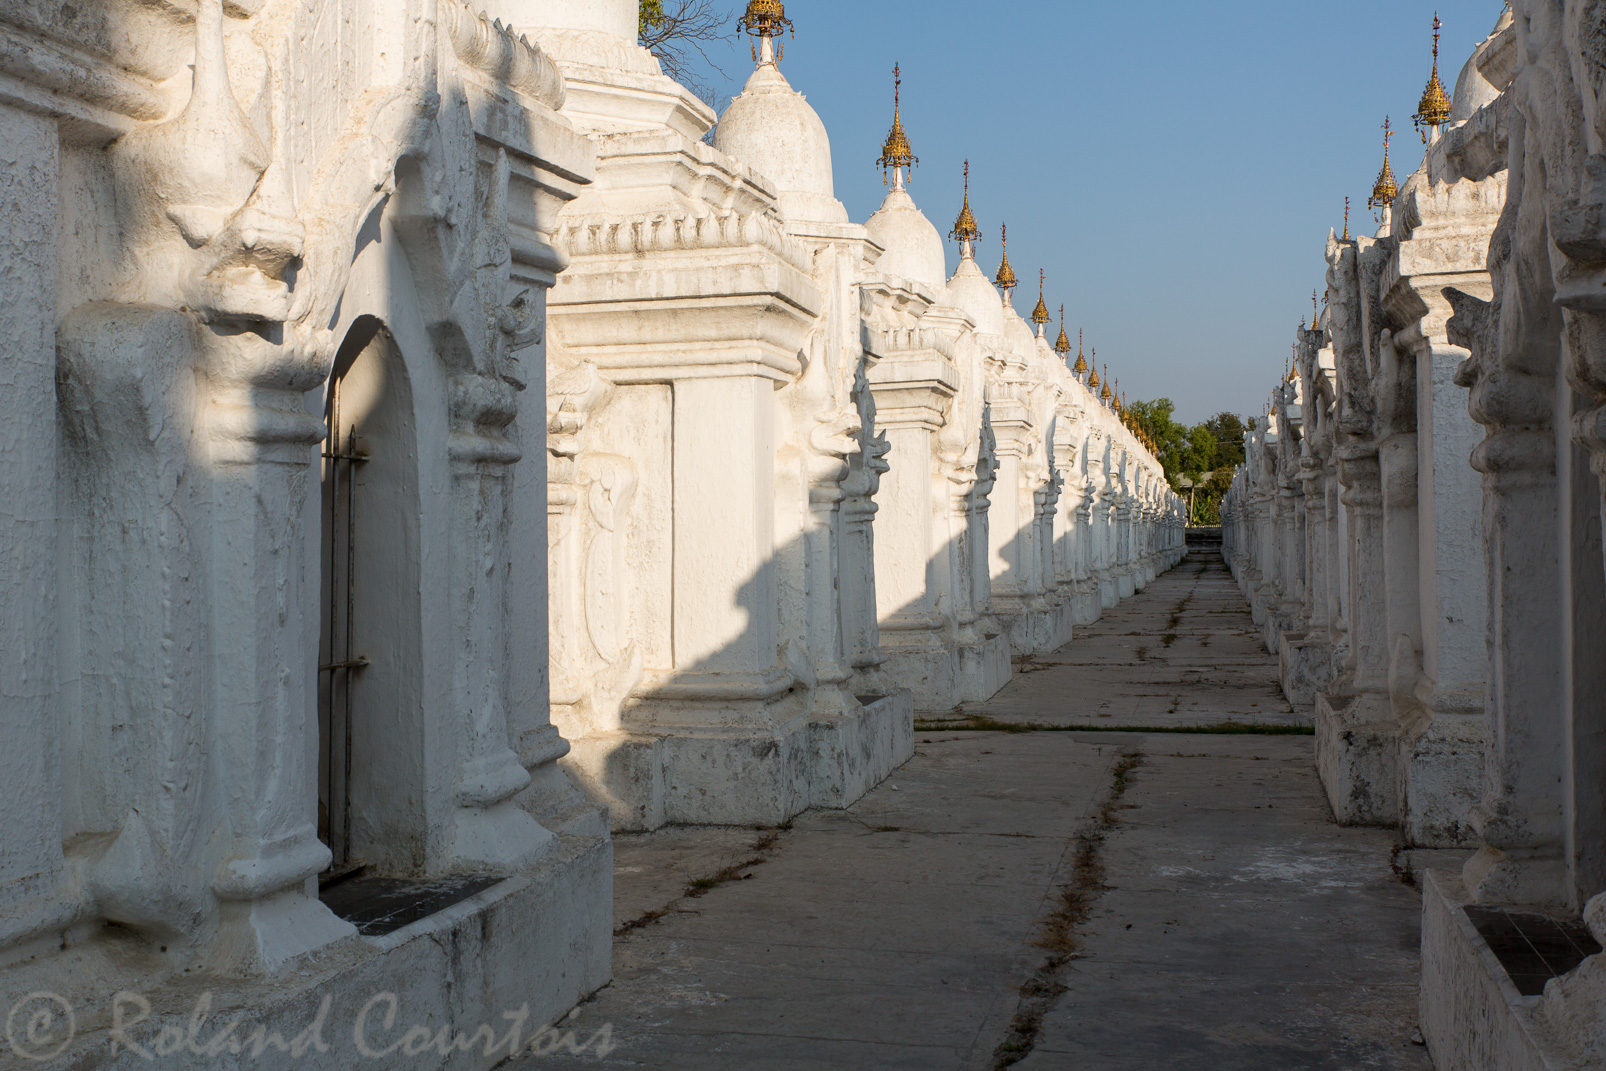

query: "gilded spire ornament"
(1087, 349), (1100, 390)
(1370, 117), (1399, 211)
(878, 64), (918, 187)
(1342, 196), (1351, 241)
(1312, 290), (1320, 328)
(1032, 269), (1052, 328)
(995, 222), (1017, 293)
(1073, 330), (1089, 375)
(738, 0), (792, 65)
(950, 160), (982, 256)
(1100, 366), (1113, 403)
(1054, 306), (1072, 355)
(1413, 13), (1453, 141)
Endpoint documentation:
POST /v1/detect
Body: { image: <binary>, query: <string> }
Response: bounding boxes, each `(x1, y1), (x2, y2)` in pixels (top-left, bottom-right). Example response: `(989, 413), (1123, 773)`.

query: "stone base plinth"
(1117, 571), (1136, 599)
(957, 633), (1012, 703)
(1279, 631), (1336, 710)
(25, 832), (613, 1070)
(879, 637), (966, 713)
(1314, 691), (1400, 827)
(998, 600), (1076, 658)
(564, 692), (914, 832)
(1420, 869), (1570, 1071)
(1073, 584), (1102, 626)
(1403, 713), (1483, 848)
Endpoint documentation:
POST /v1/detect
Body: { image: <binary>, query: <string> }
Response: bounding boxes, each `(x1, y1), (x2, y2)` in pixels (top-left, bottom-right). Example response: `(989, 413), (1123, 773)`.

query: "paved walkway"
(531, 553), (1437, 1070)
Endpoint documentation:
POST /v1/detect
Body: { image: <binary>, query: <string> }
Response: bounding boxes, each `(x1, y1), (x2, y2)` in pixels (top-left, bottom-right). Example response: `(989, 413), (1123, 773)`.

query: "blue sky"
(684, 0), (1504, 424)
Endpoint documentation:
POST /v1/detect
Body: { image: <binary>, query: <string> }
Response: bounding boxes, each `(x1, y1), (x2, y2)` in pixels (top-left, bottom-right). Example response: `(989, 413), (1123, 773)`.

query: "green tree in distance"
(1126, 399), (1249, 526)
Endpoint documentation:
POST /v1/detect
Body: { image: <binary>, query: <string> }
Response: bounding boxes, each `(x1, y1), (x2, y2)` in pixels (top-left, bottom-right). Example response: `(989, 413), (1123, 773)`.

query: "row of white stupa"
(0, 0), (1181, 1061)
(536, 0), (1187, 832)
(1222, 6), (1606, 1069)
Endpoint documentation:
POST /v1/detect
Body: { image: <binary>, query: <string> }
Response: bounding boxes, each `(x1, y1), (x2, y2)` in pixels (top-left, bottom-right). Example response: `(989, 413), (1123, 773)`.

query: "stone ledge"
(17, 833), (613, 1071)
(1421, 868), (1567, 1071)
(1314, 692), (1401, 826)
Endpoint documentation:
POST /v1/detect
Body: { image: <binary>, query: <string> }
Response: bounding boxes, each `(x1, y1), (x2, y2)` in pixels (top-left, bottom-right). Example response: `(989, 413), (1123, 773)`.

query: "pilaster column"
(202, 336), (356, 973)
(445, 374), (555, 870)
(1334, 442), (1388, 698)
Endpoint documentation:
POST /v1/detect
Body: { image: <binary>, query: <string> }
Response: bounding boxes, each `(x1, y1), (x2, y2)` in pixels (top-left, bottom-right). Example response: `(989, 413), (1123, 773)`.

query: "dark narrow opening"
(319, 366), (369, 879)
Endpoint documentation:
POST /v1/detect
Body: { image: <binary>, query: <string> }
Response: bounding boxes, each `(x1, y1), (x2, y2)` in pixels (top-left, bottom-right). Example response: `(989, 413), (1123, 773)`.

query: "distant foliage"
(638, 0), (731, 104)
(1127, 399), (1248, 526)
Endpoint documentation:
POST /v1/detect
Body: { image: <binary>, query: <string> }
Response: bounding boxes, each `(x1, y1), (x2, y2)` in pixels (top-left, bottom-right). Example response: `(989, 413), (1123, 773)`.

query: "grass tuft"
(913, 715), (1313, 736)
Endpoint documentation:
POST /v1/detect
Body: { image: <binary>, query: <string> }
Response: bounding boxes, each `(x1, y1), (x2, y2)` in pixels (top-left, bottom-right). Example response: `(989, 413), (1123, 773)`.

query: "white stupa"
(713, 1), (849, 224)
(864, 65), (945, 292)
(945, 162), (1006, 336)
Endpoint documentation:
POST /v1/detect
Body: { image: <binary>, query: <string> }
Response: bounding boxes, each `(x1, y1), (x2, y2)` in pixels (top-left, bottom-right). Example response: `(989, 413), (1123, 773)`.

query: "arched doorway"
(318, 319), (425, 877)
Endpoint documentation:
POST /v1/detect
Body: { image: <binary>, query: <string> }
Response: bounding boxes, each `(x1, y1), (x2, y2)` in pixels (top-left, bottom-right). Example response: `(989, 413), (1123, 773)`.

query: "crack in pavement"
(992, 751), (1146, 1069)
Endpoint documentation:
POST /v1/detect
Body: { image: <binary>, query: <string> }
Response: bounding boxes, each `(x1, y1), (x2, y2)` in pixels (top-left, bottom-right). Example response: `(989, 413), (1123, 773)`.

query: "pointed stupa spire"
(1370, 117), (1399, 212)
(738, 0), (792, 66)
(1413, 13), (1452, 142)
(950, 160), (982, 259)
(995, 222), (1017, 295)
(1086, 347), (1099, 389)
(1100, 367), (1113, 404)
(1073, 329), (1089, 376)
(1054, 305), (1072, 355)
(878, 63), (917, 189)
(1032, 269), (1052, 332)
(1342, 196), (1351, 241)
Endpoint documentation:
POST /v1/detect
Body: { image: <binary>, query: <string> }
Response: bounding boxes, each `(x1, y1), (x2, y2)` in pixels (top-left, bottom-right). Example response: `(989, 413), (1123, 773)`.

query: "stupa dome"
(715, 65), (847, 223)
(947, 257), (1005, 337)
(866, 189), (946, 292)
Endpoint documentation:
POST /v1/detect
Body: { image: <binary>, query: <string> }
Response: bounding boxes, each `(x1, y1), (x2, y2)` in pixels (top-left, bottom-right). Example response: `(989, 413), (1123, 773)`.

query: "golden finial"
(738, 0), (792, 64)
(738, 0), (792, 39)
(1370, 117), (1399, 210)
(950, 160), (982, 251)
(878, 64), (917, 184)
(1087, 349), (1100, 389)
(995, 222), (1017, 292)
(1342, 196), (1350, 241)
(1073, 330), (1089, 375)
(1100, 366), (1112, 403)
(1032, 269), (1051, 326)
(1413, 13), (1453, 141)
(1054, 305), (1072, 355)
(1312, 290), (1320, 327)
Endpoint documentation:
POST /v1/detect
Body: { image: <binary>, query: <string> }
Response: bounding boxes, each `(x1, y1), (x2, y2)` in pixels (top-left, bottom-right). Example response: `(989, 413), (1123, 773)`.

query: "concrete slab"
(961, 557), (1301, 730)
(530, 553), (1433, 1070)
(529, 732), (1122, 1069)
(1019, 737), (1433, 1071)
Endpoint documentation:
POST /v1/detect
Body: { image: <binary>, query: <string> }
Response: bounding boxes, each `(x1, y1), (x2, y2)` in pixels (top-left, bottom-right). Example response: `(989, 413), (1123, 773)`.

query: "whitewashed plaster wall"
(531, 0), (1181, 815)
(0, 0), (612, 1065)
(1230, 7), (1606, 1064)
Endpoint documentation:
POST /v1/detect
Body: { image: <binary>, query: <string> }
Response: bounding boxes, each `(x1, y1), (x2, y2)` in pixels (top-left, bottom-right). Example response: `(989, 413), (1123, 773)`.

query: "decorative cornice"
(443, 1), (566, 111)
(555, 208), (812, 273)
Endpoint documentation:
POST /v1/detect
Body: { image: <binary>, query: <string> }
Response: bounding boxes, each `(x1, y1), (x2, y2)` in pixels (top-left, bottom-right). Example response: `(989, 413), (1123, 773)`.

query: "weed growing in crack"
(912, 715), (1313, 736)
(993, 753), (1145, 1068)
(1390, 845), (1417, 887)
(613, 827), (786, 936)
